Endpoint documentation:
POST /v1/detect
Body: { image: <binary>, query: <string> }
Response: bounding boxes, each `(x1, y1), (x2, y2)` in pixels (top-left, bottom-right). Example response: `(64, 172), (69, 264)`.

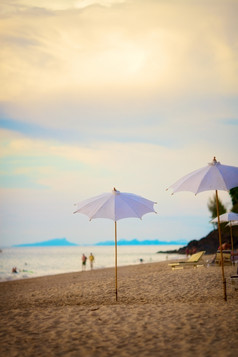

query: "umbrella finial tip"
(210, 156), (220, 166)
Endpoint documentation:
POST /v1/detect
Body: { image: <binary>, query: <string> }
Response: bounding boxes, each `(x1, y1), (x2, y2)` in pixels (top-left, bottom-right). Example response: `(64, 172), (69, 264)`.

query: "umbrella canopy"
(169, 158), (238, 195)
(226, 220), (238, 227)
(167, 157), (238, 301)
(74, 188), (156, 300)
(74, 188), (156, 221)
(211, 212), (238, 223)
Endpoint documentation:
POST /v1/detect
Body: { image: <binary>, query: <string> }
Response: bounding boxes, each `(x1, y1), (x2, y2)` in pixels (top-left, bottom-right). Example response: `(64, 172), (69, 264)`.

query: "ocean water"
(0, 245), (183, 282)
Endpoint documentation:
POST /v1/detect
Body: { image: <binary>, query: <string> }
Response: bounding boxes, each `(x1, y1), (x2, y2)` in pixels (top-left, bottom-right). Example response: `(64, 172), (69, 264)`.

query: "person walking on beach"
(89, 253), (95, 270)
(82, 254), (87, 271)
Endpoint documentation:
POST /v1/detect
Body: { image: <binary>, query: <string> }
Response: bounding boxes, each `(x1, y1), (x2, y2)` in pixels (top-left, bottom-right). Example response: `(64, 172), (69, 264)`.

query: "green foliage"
(229, 187), (238, 213)
(208, 194), (227, 228)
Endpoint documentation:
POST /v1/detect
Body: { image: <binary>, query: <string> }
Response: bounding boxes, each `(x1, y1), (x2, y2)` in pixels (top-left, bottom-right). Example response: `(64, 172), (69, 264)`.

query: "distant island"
(11, 227), (238, 254)
(13, 238), (78, 247)
(12, 238), (187, 247)
(95, 239), (187, 246)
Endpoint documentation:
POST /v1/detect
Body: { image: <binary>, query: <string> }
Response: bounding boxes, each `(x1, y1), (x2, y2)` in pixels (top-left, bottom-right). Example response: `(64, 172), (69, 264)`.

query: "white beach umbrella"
(211, 212), (238, 224)
(167, 157), (238, 301)
(74, 188), (156, 300)
(211, 212), (238, 261)
(226, 220), (238, 262)
(226, 220), (238, 227)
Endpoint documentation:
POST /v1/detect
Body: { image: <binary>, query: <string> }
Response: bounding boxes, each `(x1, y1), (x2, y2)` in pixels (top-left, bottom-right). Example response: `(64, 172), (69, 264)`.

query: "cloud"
(1, 127), (235, 200)
(1, 0), (237, 104)
(0, 0), (237, 245)
(0, 0), (125, 17)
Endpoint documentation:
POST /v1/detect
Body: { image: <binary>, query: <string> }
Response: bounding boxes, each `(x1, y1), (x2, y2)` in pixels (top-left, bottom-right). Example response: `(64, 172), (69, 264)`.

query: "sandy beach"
(0, 259), (238, 357)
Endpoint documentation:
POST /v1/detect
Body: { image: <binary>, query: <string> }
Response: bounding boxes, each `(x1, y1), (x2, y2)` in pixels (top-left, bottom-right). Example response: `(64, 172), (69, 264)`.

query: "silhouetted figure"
(82, 254), (87, 271)
(89, 253), (95, 270)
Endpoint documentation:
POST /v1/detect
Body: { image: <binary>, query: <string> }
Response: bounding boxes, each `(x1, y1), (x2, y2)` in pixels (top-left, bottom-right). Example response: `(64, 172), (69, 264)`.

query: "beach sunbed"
(215, 250), (232, 266)
(168, 251), (206, 270)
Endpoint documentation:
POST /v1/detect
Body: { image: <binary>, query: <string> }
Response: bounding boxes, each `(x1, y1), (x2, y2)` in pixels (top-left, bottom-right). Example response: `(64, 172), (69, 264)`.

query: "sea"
(0, 245), (183, 282)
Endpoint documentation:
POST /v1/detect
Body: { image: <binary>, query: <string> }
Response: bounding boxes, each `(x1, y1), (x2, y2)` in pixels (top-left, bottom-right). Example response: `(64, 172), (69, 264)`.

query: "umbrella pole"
(230, 224), (234, 265)
(215, 190), (227, 301)
(115, 221), (118, 301)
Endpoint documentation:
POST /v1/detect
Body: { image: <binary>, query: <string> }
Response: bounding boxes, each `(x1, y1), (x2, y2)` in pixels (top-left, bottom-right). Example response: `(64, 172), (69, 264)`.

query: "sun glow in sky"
(0, 0), (238, 246)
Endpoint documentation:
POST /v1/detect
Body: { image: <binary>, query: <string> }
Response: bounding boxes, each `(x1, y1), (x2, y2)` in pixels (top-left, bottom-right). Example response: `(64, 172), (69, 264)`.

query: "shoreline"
(1, 259), (237, 356)
(0, 249), (184, 283)
(0, 253), (208, 284)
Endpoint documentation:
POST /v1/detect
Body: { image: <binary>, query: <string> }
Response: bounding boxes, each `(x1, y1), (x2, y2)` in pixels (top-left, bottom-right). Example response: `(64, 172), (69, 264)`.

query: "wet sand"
(0, 259), (238, 356)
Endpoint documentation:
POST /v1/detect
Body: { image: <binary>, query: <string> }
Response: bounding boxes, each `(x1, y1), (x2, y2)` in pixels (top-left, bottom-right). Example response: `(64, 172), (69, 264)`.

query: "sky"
(0, 0), (238, 247)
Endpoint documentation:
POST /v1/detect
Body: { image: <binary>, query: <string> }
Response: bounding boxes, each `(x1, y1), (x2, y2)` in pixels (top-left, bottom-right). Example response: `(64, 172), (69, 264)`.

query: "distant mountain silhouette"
(95, 239), (187, 246)
(13, 238), (78, 247)
(12, 238), (188, 248)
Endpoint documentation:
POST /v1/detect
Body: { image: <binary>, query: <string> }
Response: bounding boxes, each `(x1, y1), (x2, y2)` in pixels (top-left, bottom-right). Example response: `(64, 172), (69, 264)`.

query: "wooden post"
(215, 190), (227, 301)
(115, 221), (118, 301)
(230, 224), (234, 265)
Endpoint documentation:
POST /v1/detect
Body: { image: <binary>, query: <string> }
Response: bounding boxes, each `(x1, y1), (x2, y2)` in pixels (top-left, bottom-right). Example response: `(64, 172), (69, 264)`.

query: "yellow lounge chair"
(168, 251), (206, 270)
(215, 250), (232, 266)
